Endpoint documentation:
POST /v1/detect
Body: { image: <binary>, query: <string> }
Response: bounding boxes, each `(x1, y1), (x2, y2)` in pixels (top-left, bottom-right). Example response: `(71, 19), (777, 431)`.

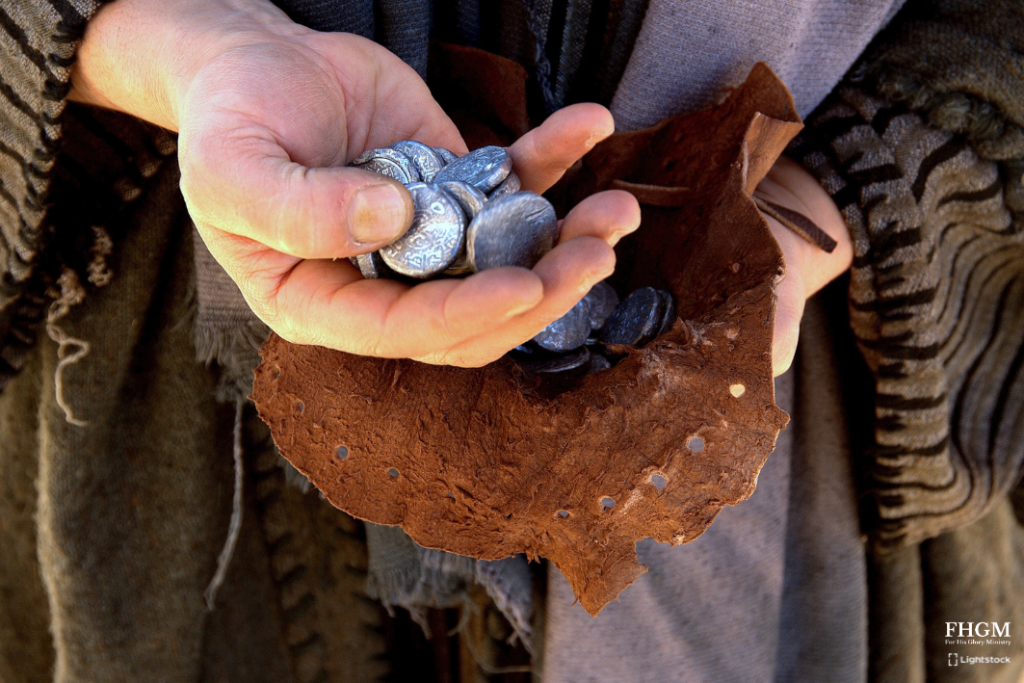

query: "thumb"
(772, 271), (804, 377)
(180, 131), (414, 259)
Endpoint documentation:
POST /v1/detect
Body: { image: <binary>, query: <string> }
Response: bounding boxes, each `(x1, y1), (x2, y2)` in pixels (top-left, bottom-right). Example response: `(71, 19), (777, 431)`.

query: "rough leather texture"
(253, 53), (797, 615)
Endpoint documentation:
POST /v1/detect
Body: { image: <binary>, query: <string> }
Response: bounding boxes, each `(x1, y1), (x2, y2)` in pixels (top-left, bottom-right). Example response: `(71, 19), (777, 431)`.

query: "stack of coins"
(512, 284), (677, 376)
(348, 142), (557, 279)
(350, 141), (677, 376)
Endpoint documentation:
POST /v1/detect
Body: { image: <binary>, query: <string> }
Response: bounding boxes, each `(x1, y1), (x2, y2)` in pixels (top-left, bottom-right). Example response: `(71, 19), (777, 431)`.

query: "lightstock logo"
(947, 654), (1012, 666)
(946, 622), (1013, 668)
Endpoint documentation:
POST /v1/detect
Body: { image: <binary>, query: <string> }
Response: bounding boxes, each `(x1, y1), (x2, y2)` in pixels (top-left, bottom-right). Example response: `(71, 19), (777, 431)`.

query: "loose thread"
(460, 626), (537, 677)
(46, 268), (89, 426)
(46, 324), (90, 426)
(204, 398), (245, 610)
(86, 226), (113, 287)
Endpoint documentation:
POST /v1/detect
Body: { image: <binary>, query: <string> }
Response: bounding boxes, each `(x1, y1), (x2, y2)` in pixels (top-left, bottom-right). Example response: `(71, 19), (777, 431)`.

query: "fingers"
(557, 190), (640, 247)
(203, 188), (631, 367)
(771, 269), (804, 377)
(760, 211), (808, 377)
(509, 103), (614, 194)
(413, 188), (638, 365)
(423, 236), (616, 366)
(250, 254), (547, 358)
(498, 236), (616, 336)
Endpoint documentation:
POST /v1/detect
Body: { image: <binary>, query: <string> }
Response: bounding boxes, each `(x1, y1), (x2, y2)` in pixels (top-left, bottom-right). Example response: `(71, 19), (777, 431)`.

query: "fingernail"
(349, 184), (411, 245)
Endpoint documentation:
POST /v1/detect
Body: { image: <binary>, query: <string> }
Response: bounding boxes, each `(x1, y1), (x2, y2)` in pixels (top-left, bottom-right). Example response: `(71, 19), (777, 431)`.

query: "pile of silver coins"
(512, 283), (677, 375)
(348, 142), (556, 279)
(350, 141), (677, 375)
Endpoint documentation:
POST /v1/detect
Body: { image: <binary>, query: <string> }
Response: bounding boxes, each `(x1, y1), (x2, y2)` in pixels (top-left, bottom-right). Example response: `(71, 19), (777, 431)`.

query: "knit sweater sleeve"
(788, 0), (1024, 548)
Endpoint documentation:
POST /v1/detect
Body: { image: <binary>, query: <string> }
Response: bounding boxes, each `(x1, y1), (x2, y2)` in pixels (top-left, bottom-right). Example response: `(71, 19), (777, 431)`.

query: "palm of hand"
(177, 30), (635, 366)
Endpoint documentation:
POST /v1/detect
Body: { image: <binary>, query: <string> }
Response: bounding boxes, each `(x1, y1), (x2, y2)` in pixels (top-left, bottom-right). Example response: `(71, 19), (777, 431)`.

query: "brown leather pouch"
(254, 45), (797, 615)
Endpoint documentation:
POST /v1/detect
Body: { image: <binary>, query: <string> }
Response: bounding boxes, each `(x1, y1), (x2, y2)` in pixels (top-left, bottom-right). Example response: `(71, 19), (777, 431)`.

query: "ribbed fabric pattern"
(0, 0), (106, 389)
(786, 0), (1024, 548)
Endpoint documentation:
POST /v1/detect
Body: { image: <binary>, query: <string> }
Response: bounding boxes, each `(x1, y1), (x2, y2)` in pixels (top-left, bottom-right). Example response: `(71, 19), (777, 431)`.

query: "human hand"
(755, 156), (853, 376)
(70, 0), (640, 367)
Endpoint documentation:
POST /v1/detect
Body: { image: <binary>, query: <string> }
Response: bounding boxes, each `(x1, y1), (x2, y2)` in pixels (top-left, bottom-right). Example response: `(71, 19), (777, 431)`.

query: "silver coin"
(351, 252), (393, 279)
(583, 281), (620, 330)
(379, 183), (466, 278)
(434, 146), (512, 193)
(391, 140), (444, 182)
(352, 147), (420, 183)
(656, 289), (676, 336)
(489, 171), (521, 199)
(433, 147), (459, 165)
(442, 253), (473, 276)
(439, 181), (487, 221)
(532, 297), (592, 352)
(467, 191), (559, 272)
(521, 346), (591, 374)
(598, 287), (665, 347)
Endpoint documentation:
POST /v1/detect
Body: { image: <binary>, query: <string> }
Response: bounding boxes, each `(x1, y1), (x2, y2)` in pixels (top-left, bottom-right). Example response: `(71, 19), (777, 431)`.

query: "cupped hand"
(71, 0), (640, 367)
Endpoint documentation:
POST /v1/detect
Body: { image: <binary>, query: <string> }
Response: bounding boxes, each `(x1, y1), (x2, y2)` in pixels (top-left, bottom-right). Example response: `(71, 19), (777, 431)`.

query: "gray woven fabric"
(364, 524), (535, 650)
(191, 229), (269, 403)
(377, 0), (434, 78)
(610, 0), (907, 131)
(274, 0), (374, 37)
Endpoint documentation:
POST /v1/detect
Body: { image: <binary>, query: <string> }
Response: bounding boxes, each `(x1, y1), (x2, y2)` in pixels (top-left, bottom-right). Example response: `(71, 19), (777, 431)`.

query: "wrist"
(70, 0), (299, 131)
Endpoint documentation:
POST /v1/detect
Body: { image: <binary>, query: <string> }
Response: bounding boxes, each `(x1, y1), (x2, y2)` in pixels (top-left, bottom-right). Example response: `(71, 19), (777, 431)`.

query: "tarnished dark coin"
(583, 281), (620, 330)
(511, 342), (538, 356)
(466, 191), (559, 272)
(489, 171), (521, 199)
(520, 346), (591, 374)
(656, 289), (676, 335)
(439, 181), (486, 221)
(433, 147), (459, 165)
(350, 252), (393, 279)
(532, 297), (592, 352)
(351, 148), (420, 183)
(598, 287), (665, 347)
(391, 141), (444, 182)
(586, 352), (613, 374)
(434, 146), (512, 193)
(379, 183), (466, 278)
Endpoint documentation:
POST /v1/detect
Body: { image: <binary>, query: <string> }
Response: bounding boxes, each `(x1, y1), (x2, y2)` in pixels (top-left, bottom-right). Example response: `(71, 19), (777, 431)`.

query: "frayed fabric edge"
(364, 522), (534, 652)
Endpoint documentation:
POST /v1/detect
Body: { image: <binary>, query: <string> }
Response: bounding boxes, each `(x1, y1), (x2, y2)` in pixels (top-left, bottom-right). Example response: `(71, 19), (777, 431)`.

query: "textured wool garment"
(789, 76), (1024, 551)
(610, 0), (906, 131)
(793, 0), (1024, 548)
